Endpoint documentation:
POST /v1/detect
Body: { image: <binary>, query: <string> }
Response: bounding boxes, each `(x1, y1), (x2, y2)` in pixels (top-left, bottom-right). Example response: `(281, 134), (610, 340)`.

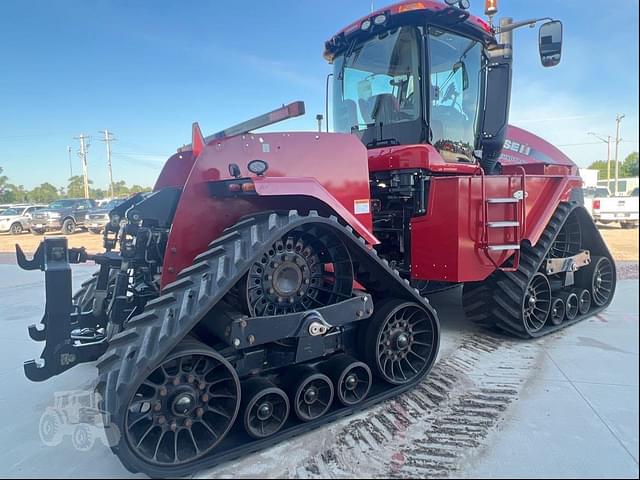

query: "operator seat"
(369, 94), (401, 125)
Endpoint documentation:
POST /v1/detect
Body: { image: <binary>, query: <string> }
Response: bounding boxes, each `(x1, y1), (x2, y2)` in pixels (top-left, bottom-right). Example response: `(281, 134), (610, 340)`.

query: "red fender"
(252, 176), (379, 246)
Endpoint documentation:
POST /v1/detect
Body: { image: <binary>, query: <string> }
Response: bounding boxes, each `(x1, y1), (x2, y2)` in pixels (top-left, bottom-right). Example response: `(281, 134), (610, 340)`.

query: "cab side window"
(428, 29), (483, 163)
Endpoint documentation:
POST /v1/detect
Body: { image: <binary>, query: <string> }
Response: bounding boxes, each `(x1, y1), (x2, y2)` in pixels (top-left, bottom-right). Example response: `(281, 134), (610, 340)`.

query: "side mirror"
(539, 20), (563, 68)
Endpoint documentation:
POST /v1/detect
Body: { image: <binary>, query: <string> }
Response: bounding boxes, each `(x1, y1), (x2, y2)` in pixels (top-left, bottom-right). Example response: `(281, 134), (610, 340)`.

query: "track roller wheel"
(577, 256), (615, 307)
(323, 354), (372, 406)
(121, 339), (240, 469)
(575, 289), (592, 315)
(549, 298), (566, 326)
(521, 273), (552, 334)
(288, 366), (334, 422)
(558, 291), (579, 320)
(363, 299), (437, 386)
(241, 377), (289, 439)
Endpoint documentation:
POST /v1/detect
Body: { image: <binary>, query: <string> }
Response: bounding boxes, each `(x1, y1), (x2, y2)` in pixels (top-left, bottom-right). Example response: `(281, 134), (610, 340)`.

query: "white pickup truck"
(591, 188), (639, 229)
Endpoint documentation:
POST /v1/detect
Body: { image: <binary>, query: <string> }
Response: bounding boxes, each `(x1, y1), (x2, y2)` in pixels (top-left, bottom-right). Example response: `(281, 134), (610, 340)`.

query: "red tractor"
(17, 1), (615, 476)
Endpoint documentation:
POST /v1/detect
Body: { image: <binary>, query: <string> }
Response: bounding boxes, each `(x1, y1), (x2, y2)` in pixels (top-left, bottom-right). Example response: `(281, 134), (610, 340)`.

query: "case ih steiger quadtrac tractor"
(17, 0), (616, 476)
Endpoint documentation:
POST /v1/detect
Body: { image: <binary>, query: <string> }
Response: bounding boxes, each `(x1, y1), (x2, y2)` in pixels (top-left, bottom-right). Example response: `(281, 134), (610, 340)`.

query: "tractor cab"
(325, 0), (562, 174)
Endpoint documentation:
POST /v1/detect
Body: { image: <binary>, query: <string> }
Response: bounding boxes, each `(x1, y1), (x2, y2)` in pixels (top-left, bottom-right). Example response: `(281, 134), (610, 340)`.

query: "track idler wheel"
(122, 340), (240, 468)
(363, 299), (438, 386)
(575, 289), (592, 315)
(558, 291), (579, 321)
(289, 366), (334, 422)
(521, 273), (552, 334)
(577, 256), (615, 307)
(323, 354), (372, 406)
(241, 377), (289, 439)
(549, 298), (566, 326)
(245, 226), (353, 316)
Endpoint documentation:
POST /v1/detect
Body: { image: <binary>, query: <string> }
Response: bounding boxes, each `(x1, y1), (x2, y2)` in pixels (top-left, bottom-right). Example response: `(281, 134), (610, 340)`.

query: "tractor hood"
(500, 125), (576, 168)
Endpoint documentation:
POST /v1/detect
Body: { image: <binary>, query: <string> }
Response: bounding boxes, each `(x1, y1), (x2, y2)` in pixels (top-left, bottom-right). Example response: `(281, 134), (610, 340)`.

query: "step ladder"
(479, 167), (527, 272)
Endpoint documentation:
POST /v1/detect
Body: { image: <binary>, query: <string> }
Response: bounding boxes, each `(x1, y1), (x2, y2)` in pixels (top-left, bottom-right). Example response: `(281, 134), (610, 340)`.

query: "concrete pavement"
(0, 262), (637, 478)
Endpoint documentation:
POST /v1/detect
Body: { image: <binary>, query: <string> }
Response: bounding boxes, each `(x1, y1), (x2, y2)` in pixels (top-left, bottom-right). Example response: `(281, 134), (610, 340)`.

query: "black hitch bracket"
(15, 238), (107, 382)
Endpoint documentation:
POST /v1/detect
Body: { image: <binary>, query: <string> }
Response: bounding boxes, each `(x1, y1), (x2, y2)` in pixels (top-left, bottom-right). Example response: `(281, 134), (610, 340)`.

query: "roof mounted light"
(361, 19), (372, 31)
(398, 2), (427, 13)
(373, 14), (387, 26)
(485, 0), (498, 16)
(445, 0), (470, 9)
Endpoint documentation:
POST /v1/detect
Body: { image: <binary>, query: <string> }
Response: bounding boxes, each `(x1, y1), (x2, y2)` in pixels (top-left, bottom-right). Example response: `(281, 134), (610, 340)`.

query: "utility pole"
(74, 134), (91, 199)
(588, 132), (612, 187)
(99, 129), (116, 198)
(606, 135), (612, 186)
(614, 114), (625, 196)
(67, 145), (73, 178)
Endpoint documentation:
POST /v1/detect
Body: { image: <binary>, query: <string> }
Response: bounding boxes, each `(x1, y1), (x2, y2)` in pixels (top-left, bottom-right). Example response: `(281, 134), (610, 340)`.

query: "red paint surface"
(252, 176), (378, 245)
(161, 132), (371, 287)
(156, 121), (581, 287)
(410, 173), (578, 282)
(368, 144), (479, 174)
(363, 125), (581, 282)
(154, 151), (196, 191)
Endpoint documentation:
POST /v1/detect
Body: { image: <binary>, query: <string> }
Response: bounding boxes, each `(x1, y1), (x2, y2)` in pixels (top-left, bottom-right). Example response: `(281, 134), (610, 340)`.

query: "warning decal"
(354, 199), (370, 215)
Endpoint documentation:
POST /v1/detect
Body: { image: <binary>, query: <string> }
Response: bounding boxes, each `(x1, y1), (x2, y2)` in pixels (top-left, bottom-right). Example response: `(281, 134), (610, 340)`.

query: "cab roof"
(324, 0), (495, 61)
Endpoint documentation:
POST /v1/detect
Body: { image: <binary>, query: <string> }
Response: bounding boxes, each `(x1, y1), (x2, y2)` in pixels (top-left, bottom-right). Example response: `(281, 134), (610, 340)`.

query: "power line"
(556, 140), (636, 147)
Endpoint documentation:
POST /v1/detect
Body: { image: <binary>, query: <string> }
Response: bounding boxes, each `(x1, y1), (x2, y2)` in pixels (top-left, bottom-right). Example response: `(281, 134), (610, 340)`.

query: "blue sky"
(1, 0), (638, 190)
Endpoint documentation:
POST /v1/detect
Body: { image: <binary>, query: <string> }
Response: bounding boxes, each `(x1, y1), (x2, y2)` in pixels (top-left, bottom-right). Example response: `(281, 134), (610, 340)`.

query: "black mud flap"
(16, 238), (107, 382)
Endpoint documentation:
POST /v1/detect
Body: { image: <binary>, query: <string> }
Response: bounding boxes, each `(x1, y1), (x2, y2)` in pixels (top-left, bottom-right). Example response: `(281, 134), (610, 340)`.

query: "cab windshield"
(332, 25), (485, 161)
(333, 26), (424, 147)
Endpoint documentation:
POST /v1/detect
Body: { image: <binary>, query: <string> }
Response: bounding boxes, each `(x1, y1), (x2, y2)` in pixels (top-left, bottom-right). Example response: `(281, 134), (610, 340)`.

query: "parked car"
(30, 198), (97, 235)
(592, 189), (639, 229)
(0, 204), (47, 234)
(87, 198), (127, 234)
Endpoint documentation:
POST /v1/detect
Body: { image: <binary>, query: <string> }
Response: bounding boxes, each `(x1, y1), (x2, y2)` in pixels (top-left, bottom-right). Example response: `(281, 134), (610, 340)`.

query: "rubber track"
(73, 272), (99, 311)
(95, 210), (440, 476)
(463, 202), (616, 339)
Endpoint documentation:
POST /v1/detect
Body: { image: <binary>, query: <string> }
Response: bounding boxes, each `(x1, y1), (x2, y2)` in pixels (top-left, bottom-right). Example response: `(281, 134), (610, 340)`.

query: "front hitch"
(15, 238), (107, 382)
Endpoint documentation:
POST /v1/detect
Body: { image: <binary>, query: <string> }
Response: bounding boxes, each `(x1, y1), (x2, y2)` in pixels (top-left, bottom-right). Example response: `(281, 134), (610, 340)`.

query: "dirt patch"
(598, 227), (639, 262)
(0, 231), (105, 256)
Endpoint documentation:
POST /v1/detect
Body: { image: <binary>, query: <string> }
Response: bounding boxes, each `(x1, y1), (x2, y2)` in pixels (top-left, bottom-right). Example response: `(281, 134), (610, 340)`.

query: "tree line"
(0, 167), (152, 204)
(587, 152), (639, 180)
